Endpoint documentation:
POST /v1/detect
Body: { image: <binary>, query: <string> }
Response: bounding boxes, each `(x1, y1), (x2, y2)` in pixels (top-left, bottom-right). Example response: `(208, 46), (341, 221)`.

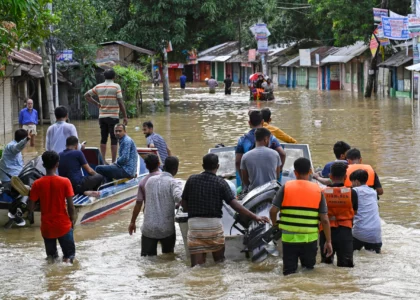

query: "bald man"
(19, 99), (38, 147)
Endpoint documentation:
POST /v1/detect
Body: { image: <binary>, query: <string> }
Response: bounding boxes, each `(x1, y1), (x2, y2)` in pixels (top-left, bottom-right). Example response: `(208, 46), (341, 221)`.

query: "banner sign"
(376, 23), (390, 45)
(56, 50), (73, 62)
(248, 49), (256, 61)
(417, 0), (420, 17)
(257, 39), (268, 53)
(299, 49), (311, 66)
(370, 34), (379, 57)
(315, 53), (320, 65)
(373, 8), (388, 23)
(381, 16), (409, 40)
(167, 63), (183, 68)
(408, 17), (420, 37)
(249, 23), (271, 39)
(241, 62), (252, 68)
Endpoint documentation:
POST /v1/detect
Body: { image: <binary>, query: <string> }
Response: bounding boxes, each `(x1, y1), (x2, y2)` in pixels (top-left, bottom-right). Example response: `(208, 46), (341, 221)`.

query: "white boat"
(175, 143), (316, 262)
(0, 147), (160, 228)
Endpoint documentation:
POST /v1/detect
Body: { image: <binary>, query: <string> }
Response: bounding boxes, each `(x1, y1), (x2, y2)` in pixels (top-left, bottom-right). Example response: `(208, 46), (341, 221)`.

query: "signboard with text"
(373, 8), (388, 23)
(299, 49), (311, 66)
(381, 16), (409, 40)
(56, 50), (73, 62)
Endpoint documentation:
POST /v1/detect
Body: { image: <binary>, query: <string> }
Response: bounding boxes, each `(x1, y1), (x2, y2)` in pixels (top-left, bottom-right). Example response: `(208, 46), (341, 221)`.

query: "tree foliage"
(0, 0), (57, 72)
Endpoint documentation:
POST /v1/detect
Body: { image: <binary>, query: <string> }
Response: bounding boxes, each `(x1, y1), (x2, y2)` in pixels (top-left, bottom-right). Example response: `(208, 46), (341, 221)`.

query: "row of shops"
(166, 40), (420, 99)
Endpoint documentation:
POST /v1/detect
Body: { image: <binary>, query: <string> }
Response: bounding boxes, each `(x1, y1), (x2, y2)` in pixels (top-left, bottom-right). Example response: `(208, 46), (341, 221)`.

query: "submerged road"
(1, 83), (420, 299)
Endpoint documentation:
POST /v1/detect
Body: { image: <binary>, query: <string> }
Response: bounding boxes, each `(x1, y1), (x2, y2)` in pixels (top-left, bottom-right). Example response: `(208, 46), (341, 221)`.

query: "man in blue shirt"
(180, 72), (187, 89)
(96, 124), (138, 182)
(59, 136), (103, 197)
(0, 129), (30, 182)
(235, 110), (286, 187)
(320, 141), (350, 178)
(142, 121), (172, 168)
(19, 99), (38, 147)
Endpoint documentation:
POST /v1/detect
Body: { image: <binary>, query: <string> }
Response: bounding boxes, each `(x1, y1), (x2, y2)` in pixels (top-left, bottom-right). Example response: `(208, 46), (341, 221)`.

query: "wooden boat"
(0, 147), (160, 228)
(175, 143), (316, 262)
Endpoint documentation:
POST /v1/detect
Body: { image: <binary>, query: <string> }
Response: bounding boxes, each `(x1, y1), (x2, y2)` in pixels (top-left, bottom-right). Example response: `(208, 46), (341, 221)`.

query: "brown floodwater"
(1, 83), (420, 299)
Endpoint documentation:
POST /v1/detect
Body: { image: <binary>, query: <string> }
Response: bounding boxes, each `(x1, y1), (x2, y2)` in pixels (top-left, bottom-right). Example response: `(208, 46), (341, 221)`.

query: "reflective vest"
(279, 180), (321, 243)
(344, 164), (375, 187)
(322, 186), (354, 229)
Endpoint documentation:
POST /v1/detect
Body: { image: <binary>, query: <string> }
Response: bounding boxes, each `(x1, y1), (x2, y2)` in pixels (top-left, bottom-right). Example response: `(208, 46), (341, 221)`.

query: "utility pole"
(162, 48), (170, 107)
(413, 0), (418, 100)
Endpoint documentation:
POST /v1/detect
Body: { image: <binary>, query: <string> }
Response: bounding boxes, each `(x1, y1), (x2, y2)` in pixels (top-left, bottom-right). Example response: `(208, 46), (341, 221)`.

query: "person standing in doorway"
(19, 99), (38, 147)
(223, 74), (233, 95)
(180, 72), (187, 89)
(46, 106), (84, 155)
(84, 69), (128, 163)
(142, 121), (172, 168)
(28, 151), (76, 263)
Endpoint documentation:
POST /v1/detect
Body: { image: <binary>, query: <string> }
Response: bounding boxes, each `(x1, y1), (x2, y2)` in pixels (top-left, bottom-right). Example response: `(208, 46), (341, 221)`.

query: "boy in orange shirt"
(28, 151), (76, 263)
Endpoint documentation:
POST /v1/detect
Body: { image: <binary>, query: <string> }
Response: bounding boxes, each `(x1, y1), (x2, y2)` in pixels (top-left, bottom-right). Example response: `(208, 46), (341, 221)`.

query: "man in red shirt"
(28, 151), (76, 263)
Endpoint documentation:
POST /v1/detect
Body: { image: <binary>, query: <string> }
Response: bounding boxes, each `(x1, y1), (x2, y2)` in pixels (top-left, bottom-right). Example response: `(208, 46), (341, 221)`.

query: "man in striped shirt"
(85, 69), (128, 163)
(142, 121), (172, 169)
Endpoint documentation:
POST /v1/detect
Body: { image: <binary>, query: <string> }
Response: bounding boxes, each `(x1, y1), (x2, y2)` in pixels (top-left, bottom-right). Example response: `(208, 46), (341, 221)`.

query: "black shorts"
(320, 226), (354, 267)
(353, 237), (382, 253)
(225, 89), (231, 95)
(282, 240), (318, 275)
(141, 233), (176, 256)
(99, 117), (119, 145)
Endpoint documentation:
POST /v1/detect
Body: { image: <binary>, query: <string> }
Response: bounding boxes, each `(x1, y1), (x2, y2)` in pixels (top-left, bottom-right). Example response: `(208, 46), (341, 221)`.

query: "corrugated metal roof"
(213, 56), (231, 62)
(406, 62), (420, 71)
(378, 50), (413, 67)
(197, 55), (216, 62)
(198, 42), (239, 60)
(100, 41), (155, 56)
(321, 41), (368, 64)
(9, 48), (42, 65)
(282, 55), (300, 67)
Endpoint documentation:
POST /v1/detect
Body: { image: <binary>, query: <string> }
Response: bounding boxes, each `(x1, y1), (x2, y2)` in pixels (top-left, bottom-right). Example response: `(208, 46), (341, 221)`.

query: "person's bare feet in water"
(84, 191), (100, 198)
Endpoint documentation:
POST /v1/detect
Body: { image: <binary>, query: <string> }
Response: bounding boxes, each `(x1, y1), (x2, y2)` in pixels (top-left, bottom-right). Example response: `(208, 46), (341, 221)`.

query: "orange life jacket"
(344, 164), (375, 187)
(321, 186), (354, 230)
(280, 180), (321, 243)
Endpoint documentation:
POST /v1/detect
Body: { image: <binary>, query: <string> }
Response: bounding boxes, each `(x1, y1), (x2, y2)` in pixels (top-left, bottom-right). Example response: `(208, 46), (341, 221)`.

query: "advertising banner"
(299, 49), (311, 66)
(381, 16), (409, 40)
(257, 39), (268, 53)
(373, 8), (388, 23)
(248, 49), (256, 61)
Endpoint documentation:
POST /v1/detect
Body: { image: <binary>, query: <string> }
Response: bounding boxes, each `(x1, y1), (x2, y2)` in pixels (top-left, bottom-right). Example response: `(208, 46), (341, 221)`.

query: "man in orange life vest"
(344, 148), (383, 196)
(320, 162), (358, 267)
(270, 157), (333, 276)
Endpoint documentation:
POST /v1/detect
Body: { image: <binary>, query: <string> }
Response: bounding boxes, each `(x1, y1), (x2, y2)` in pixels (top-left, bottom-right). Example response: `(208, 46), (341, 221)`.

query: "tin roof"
(321, 41), (368, 64)
(100, 41), (155, 56)
(282, 55), (301, 67)
(406, 62), (420, 71)
(213, 56), (231, 62)
(9, 48), (42, 65)
(378, 50), (413, 67)
(197, 55), (216, 62)
(198, 42), (239, 59)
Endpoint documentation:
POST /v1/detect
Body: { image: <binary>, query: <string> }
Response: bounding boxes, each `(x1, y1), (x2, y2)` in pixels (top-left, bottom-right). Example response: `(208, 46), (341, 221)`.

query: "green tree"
(0, 0), (57, 73)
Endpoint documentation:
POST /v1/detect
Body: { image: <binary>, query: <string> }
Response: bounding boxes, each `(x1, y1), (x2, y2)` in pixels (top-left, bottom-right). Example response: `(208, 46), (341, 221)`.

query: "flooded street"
(1, 83), (420, 299)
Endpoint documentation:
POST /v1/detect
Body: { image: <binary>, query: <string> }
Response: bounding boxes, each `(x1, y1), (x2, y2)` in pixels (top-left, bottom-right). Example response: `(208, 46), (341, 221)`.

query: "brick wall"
(0, 77), (14, 143)
(96, 44), (120, 61)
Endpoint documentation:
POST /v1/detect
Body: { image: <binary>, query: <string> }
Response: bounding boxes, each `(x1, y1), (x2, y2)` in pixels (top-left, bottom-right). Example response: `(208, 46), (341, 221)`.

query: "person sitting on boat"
(207, 76), (218, 94)
(46, 106), (84, 155)
(344, 148), (383, 196)
(181, 153), (269, 267)
(240, 128), (281, 192)
(350, 169), (382, 253)
(262, 78), (274, 100)
(320, 162), (358, 268)
(58, 136), (103, 197)
(129, 154), (161, 236)
(235, 110), (286, 188)
(135, 156), (182, 256)
(142, 121), (172, 169)
(269, 157), (333, 276)
(0, 129), (31, 183)
(28, 151), (76, 263)
(96, 124), (138, 182)
(261, 108), (297, 144)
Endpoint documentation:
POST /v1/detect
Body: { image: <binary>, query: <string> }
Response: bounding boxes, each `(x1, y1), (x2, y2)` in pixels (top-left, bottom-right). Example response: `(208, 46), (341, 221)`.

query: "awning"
(197, 56), (215, 62)
(20, 64), (43, 78)
(321, 56), (354, 64)
(378, 50), (413, 68)
(406, 63), (420, 71)
(213, 56), (231, 62)
(282, 56), (300, 67)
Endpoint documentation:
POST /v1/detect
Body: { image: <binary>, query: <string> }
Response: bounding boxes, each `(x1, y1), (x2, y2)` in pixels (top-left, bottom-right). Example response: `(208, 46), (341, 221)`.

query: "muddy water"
(1, 83), (420, 299)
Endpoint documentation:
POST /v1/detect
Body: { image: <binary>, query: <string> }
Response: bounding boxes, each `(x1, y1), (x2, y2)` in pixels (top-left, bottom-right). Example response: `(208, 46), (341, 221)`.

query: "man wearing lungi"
(182, 153), (269, 267)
